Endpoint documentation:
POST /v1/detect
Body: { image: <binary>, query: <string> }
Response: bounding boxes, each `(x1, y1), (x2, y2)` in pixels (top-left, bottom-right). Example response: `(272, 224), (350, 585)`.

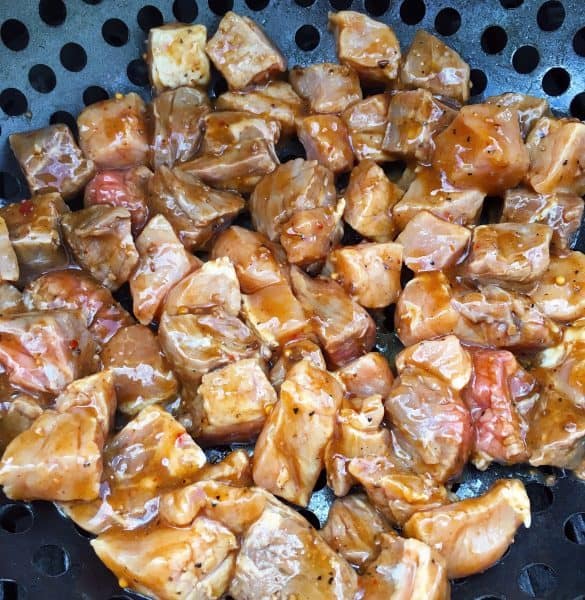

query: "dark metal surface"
(1, 1), (585, 599)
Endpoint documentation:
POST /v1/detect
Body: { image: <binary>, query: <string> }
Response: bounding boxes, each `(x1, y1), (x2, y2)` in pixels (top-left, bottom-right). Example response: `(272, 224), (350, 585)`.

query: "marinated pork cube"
(382, 89), (456, 164)
(269, 339), (326, 391)
(93, 517), (236, 600)
(396, 210), (471, 273)
(400, 30), (470, 103)
(194, 449), (253, 488)
(24, 269), (133, 346)
(216, 81), (304, 136)
(0, 283), (23, 315)
(335, 352), (394, 399)
(342, 159), (402, 241)
(291, 267), (376, 368)
(148, 166), (245, 251)
(151, 86), (211, 169)
(78, 93), (149, 169)
(0, 216), (18, 282)
(485, 92), (550, 138)
(9, 124), (95, 200)
(101, 325), (179, 415)
(206, 11), (286, 90)
(0, 410), (103, 501)
(0, 310), (97, 395)
(501, 188), (584, 256)
(191, 358), (277, 444)
(341, 94), (394, 162)
(526, 116), (585, 195)
(0, 193), (69, 283)
(321, 494), (390, 569)
(432, 103), (530, 195)
(393, 168), (484, 231)
(130, 215), (201, 325)
(0, 385), (45, 453)
(290, 63), (362, 114)
(61, 205), (139, 291)
(84, 166), (152, 235)
(148, 23), (210, 92)
(297, 115), (354, 174)
(360, 534), (450, 600)
(403, 479), (531, 579)
(329, 11), (401, 82)
(326, 242), (402, 309)
(253, 359), (344, 506)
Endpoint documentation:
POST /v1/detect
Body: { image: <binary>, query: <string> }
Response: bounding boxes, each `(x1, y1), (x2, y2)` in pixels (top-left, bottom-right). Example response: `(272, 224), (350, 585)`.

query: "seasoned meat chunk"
(101, 325), (179, 415)
(9, 124), (95, 200)
(0, 216), (18, 282)
(291, 267), (376, 368)
(526, 116), (585, 195)
(194, 449), (253, 488)
(84, 166), (151, 235)
(78, 93), (149, 169)
(400, 30), (470, 103)
(403, 479), (531, 579)
(253, 359), (343, 505)
(130, 215), (201, 325)
(147, 23), (210, 92)
(0, 193), (69, 284)
(61, 206), (139, 291)
(0, 410), (103, 501)
(341, 94), (394, 162)
(290, 63), (362, 114)
(269, 339), (326, 391)
(501, 188), (584, 256)
(0, 310), (97, 395)
(485, 92), (550, 139)
(326, 242), (402, 309)
(0, 283), (24, 315)
(329, 11), (401, 82)
(342, 159), (402, 241)
(383, 89), (456, 164)
(433, 104), (530, 194)
(335, 352), (394, 399)
(463, 223), (552, 287)
(297, 115), (354, 174)
(148, 166), (244, 251)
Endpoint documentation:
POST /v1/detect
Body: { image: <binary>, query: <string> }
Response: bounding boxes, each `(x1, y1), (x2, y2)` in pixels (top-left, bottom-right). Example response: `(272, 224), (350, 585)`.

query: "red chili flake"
(175, 432), (192, 448)
(19, 200), (34, 216)
(69, 339), (79, 350)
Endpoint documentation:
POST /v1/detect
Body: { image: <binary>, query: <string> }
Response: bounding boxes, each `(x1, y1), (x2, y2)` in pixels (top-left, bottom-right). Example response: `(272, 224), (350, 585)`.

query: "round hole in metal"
(564, 512), (585, 545)
(524, 482), (553, 513)
(295, 24), (320, 51)
(0, 88), (28, 116)
(208, 0), (234, 16)
(137, 5), (164, 32)
(298, 508), (321, 529)
(102, 18), (129, 47)
(481, 25), (508, 54)
(127, 58), (149, 86)
(245, 0), (270, 10)
(570, 92), (585, 120)
(330, 0), (352, 9)
(28, 64), (56, 94)
(573, 27), (585, 57)
(1, 19), (29, 51)
(512, 45), (539, 73)
(542, 67), (570, 96)
(0, 579), (22, 600)
(173, 0), (199, 22)
(500, 0), (522, 7)
(400, 0), (426, 25)
(365, 0), (390, 16)
(470, 68), (487, 96)
(0, 504), (33, 534)
(60, 42), (87, 72)
(518, 563), (558, 597)
(32, 545), (70, 577)
(0, 172), (22, 202)
(83, 85), (109, 106)
(38, 0), (67, 27)
(434, 7), (461, 36)
(49, 111), (78, 138)
(537, 0), (565, 32)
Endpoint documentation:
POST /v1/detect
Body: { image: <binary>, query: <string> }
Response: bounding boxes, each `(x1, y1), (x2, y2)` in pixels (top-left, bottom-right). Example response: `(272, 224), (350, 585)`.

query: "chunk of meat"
(326, 242), (402, 309)
(84, 166), (152, 235)
(194, 449), (253, 488)
(148, 166), (244, 251)
(0, 193), (69, 284)
(147, 23), (210, 92)
(392, 168), (484, 232)
(329, 11), (401, 82)
(321, 494), (390, 569)
(360, 534), (450, 600)
(101, 324), (179, 415)
(432, 104), (530, 195)
(229, 495), (359, 599)
(216, 81), (304, 136)
(0, 283), (24, 315)
(130, 215), (201, 325)
(463, 223), (552, 287)
(403, 479), (531, 579)
(9, 124), (95, 200)
(400, 30), (470, 103)
(290, 63), (362, 114)
(93, 517), (237, 600)
(335, 352), (394, 399)
(383, 89), (456, 164)
(206, 11), (286, 90)
(23, 269), (133, 346)
(348, 457), (451, 526)
(291, 267), (376, 368)
(269, 339), (326, 391)
(0, 310), (97, 395)
(485, 92), (550, 139)
(0, 216), (18, 282)
(341, 94), (394, 162)
(396, 210), (471, 273)
(61, 206), (139, 291)
(253, 359), (344, 505)
(342, 159), (402, 241)
(297, 115), (354, 174)
(0, 410), (103, 501)
(501, 188), (584, 256)
(77, 93), (149, 169)
(526, 116), (585, 195)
